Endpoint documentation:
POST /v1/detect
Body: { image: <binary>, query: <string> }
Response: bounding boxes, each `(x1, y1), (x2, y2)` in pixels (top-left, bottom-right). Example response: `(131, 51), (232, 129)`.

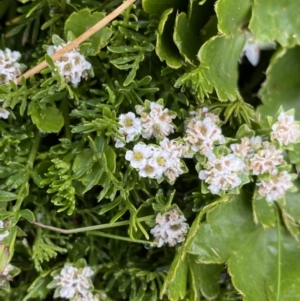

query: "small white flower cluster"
(115, 102), (176, 148)
(47, 44), (91, 87)
(0, 263), (19, 287)
(0, 48), (22, 84)
(136, 102), (176, 139)
(199, 154), (246, 195)
(230, 136), (262, 161)
(0, 48), (23, 119)
(228, 128), (295, 201)
(249, 142), (283, 175)
(52, 264), (97, 301)
(150, 209), (189, 247)
(0, 264), (14, 286)
(257, 170), (293, 202)
(0, 220), (9, 242)
(125, 138), (188, 184)
(271, 112), (300, 146)
(184, 108), (225, 156)
(116, 101), (189, 183)
(115, 112), (142, 148)
(116, 104), (298, 201)
(199, 109), (300, 199)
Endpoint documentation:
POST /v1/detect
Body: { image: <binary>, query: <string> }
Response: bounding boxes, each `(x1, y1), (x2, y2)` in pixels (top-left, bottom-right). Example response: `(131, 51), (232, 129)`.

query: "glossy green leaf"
(188, 254), (222, 300)
(280, 183), (300, 237)
(187, 0), (215, 34)
(229, 225), (300, 301)
(104, 145), (116, 173)
(216, 0), (251, 35)
(258, 47), (300, 128)
(252, 191), (276, 228)
(142, 0), (182, 16)
(173, 12), (201, 65)
(72, 149), (94, 178)
(18, 209), (35, 223)
(156, 9), (182, 69)
(249, 0), (300, 47)
(0, 191), (18, 202)
(288, 143), (300, 171)
(198, 34), (245, 101)
(64, 8), (112, 55)
(23, 274), (51, 301)
(28, 102), (64, 133)
(79, 162), (104, 193)
(160, 248), (188, 301)
(188, 196), (257, 263)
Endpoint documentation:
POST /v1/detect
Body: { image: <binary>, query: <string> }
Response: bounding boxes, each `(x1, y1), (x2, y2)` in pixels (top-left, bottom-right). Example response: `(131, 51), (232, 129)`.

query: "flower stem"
(27, 131), (41, 169)
(32, 215), (155, 234)
(89, 231), (157, 245)
(61, 98), (71, 140)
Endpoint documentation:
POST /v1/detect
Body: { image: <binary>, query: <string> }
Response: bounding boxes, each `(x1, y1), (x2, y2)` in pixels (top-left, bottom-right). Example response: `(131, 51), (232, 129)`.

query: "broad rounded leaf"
(280, 182), (300, 237)
(216, 0), (251, 35)
(156, 8), (182, 69)
(249, 0), (300, 47)
(160, 248), (188, 301)
(64, 9), (112, 55)
(258, 47), (300, 128)
(229, 226), (300, 301)
(198, 34), (245, 101)
(29, 102), (64, 133)
(173, 12), (201, 65)
(187, 0), (215, 34)
(188, 195), (257, 263)
(188, 254), (222, 300)
(252, 192), (276, 228)
(142, 0), (182, 16)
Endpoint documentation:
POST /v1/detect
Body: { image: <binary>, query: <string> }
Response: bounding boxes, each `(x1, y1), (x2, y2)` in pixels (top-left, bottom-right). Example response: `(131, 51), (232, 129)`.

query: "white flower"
(163, 160), (184, 184)
(249, 142), (283, 175)
(184, 109), (225, 156)
(53, 263), (94, 300)
(47, 44), (91, 87)
(118, 112), (141, 135)
(149, 149), (171, 178)
(199, 154), (245, 194)
(114, 139), (125, 148)
(0, 108), (9, 119)
(0, 220), (9, 242)
(230, 136), (262, 160)
(0, 264), (13, 287)
(1, 264), (13, 277)
(271, 112), (300, 145)
(0, 48), (22, 84)
(125, 143), (153, 169)
(257, 170), (293, 202)
(136, 102), (176, 139)
(159, 138), (190, 158)
(138, 163), (157, 178)
(150, 209), (189, 247)
(115, 112), (142, 147)
(241, 31), (276, 66)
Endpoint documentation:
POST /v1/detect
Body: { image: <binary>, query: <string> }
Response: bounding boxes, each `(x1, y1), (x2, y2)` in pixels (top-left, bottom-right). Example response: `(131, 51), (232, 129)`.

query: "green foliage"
(1, 0), (300, 300)
(64, 9), (112, 55)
